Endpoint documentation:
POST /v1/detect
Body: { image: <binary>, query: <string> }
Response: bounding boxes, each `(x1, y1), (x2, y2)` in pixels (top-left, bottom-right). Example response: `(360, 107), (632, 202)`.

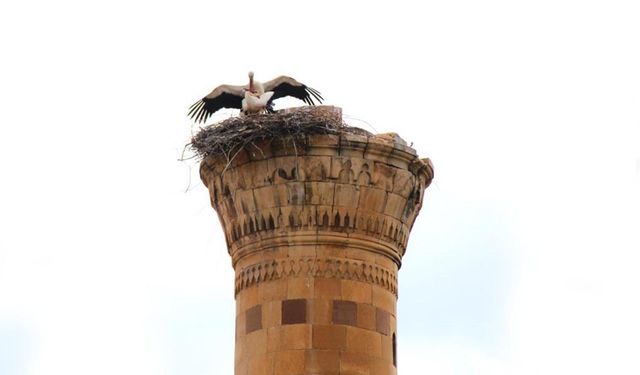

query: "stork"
(188, 72), (323, 123)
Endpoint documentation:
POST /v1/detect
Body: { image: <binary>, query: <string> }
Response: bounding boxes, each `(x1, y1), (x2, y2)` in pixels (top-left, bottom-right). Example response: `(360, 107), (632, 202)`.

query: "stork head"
(248, 71), (255, 92)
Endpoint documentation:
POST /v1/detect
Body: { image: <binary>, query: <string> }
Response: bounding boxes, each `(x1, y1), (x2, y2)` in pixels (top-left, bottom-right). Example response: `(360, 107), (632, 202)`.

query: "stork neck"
(249, 76), (254, 92)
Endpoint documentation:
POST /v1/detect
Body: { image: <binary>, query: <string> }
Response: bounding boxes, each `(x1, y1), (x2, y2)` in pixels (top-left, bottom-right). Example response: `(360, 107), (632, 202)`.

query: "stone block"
(372, 286), (396, 315)
(287, 244), (317, 258)
(307, 133), (340, 150)
(314, 278), (341, 300)
(304, 182), (335, 206)
(259, 279), (287, 303)
(372, 162), (396, 191)
(282, 299), (307, 325)
(245, 159), (270, 186)
(356, 304), (377, 332)
(246, 304), (262, 334)
(299, 156), (330, 181)
(235, 357), (248, 375)
(305, 349), (340, 374)
(358, 187), (387, 213)
(268, 156), (297, 180)
(273, 184), (289, 208)
(230, 148), (252, 167)
(381, 334), (393, 362)
(274, 350), (305, 375)
(346, 327), (381, 357)
(308, 299), (332, 325)
(253, 186), (278, 209)
(370, 358), (394, 375)
(287, 277), (314, 299)
(333, 300), (357, 326)
(232, 189), (254, 216)
(331, 157), (355, 181)
(236, 310), (245, 338)
(285, 182), (305, 206)
(391, 169), (415, 198)
(383, 193), (406, 218)
(340, 352), (371, 375)
(263, 300), (282, 329)
(316, 246), (376, 264)
(267, 326), (280, 353)
(245, 329), (267, 357)
(280, 324), (311, 350)
(235, 335), (245, 364)
(249, 353), (275, 375)
(342, 280), (372, 304)
(312, 324), (346, 350)
(375, 308), (390, 336)
(236, 286), (258, 313)
(334, 183), (359, 209)
(222, 167), (244, 191)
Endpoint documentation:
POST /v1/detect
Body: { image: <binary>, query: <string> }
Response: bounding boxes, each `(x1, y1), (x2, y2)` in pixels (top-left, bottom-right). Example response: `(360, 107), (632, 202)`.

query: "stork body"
(188, 72), (323, 123)
(242, 91), (274, 115)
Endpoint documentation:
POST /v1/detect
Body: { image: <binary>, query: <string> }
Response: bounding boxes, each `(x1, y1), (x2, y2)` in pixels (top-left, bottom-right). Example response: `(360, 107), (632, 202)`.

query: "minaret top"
(194, 106), (434, 267)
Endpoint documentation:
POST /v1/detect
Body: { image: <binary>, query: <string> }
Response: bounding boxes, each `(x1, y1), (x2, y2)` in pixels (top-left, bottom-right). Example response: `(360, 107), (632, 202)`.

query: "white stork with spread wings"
(188, 72), (323, 123)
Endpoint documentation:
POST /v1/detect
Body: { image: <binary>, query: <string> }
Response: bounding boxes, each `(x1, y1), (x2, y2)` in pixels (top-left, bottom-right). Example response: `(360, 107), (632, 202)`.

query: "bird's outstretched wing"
(188, 84), (244, 123)
(262, 76), (323, 106)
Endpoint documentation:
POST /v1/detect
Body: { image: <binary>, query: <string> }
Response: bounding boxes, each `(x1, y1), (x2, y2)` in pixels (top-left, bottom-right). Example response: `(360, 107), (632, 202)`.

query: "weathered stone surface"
(198, 107), (433, 375)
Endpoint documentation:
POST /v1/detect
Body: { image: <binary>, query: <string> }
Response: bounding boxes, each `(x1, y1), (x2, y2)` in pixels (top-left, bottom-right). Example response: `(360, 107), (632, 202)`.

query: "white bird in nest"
(188, 71), (323, 123)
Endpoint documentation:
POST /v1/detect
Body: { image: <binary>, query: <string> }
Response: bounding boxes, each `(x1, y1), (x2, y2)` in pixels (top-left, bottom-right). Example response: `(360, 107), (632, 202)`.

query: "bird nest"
(188, 106), (370, 163)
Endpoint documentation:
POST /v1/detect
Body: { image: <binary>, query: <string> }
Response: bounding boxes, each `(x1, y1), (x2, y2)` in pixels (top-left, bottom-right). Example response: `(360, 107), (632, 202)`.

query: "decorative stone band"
(235, 256), (398, 297)
(226, 208), (411, 246)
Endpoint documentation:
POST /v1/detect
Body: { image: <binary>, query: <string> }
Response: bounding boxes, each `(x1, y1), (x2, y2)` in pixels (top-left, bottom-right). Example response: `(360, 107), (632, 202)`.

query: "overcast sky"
(1, 1), (639, 374)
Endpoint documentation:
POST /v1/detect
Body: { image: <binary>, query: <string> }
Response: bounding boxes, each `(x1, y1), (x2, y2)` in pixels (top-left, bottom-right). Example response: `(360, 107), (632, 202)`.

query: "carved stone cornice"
(199, 106), (433, 267)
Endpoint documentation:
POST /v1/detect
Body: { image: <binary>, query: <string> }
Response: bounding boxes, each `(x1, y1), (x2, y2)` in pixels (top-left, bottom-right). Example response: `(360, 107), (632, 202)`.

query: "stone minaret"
(199, 107), (433, 375)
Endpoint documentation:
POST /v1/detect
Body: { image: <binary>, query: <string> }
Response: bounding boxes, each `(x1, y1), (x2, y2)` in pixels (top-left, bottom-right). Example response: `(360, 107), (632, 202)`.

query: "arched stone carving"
(357, 163), (372, 186)
(338, 159), (355, 183)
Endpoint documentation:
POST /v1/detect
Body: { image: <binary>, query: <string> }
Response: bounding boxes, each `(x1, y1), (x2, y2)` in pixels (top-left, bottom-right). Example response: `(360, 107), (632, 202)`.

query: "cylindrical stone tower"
(198, 107), (433, 375)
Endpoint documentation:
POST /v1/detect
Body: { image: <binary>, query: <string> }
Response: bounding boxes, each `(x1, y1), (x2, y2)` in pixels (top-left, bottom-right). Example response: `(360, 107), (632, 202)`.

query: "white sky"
(1, 1), (639, 374)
